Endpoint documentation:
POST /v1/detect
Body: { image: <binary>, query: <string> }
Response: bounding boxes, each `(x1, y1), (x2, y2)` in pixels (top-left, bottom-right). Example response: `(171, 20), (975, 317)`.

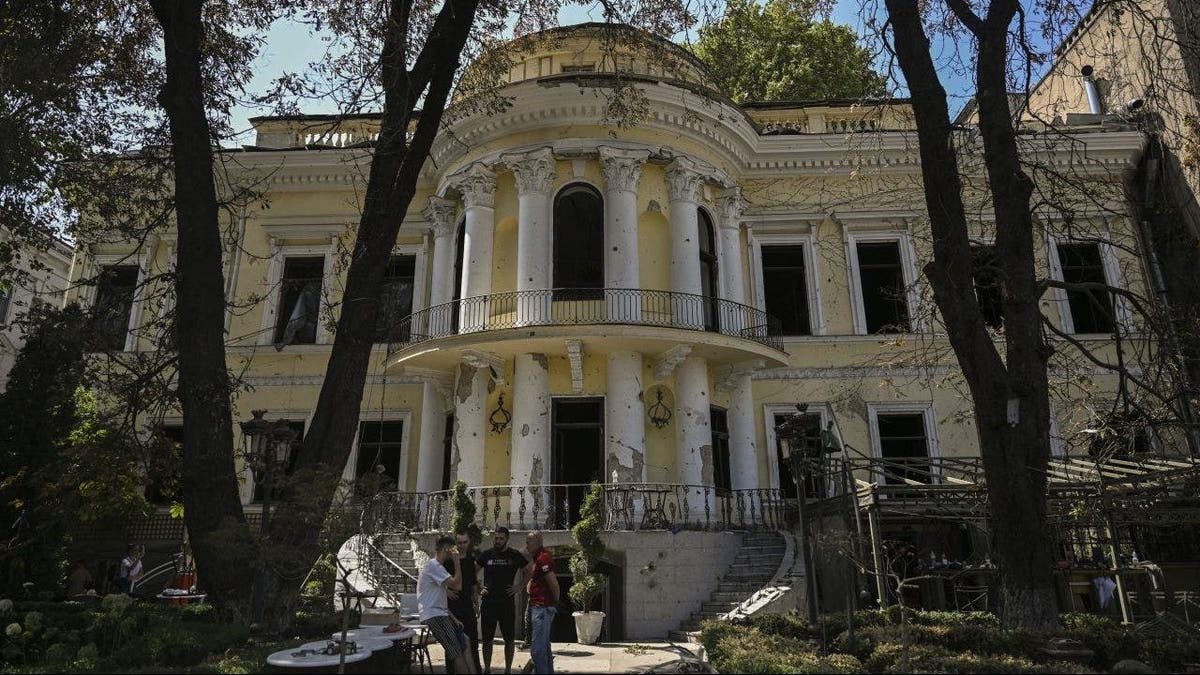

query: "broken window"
(876, 412), (931, 484)
(356, 420), (405, 486)
(761, 245), (812, 335)
(855, 241), (910, 333)
(710, 407), (731, 491)
(441, 414), (454, 491)
(1057, 243), (1115, 334)
(553, 184), (604, 299)
(699, 209), (720, 331)
(274, 256), (323, 347)
(94, 264), (139, 351)
(971, 244), (1004, 329)
(772, 412), (825, 498)
(376, 255), (416, 343)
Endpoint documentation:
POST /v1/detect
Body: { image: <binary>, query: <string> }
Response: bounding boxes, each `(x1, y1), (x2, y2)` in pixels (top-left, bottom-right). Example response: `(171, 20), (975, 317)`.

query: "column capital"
(716, 187), (745, 231)
(423, 195), (458, 237)
(598, 146), (650, 193)
(504, 147), (556, 196)
(449, 163), (497, 210)
(666, 157), (704, 204)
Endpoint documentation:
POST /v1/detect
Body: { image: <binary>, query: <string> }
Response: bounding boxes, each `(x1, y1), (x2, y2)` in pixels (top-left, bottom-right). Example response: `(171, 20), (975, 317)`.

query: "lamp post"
(776, 408), (823, 626)
(241, 410), (298, 536)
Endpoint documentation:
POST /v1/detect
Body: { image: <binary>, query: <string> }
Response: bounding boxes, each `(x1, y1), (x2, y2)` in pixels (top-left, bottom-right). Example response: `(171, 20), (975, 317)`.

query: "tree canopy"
(691, 0), (885, 103)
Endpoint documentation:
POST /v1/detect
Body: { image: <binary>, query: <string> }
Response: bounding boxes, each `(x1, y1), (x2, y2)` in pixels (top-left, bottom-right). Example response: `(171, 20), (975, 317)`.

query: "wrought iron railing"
(362, 483), (787, 534)
(386, 288), (784, 353)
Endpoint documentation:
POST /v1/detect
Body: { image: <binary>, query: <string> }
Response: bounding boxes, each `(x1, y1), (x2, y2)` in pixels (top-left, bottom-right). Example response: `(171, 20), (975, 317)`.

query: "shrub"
(567, 483), (607, 613)
(748, 612), (811, 640)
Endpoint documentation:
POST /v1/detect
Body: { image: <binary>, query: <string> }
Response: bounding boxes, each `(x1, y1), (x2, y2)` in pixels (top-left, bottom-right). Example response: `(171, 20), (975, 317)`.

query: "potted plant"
(568, 482), (607, 645)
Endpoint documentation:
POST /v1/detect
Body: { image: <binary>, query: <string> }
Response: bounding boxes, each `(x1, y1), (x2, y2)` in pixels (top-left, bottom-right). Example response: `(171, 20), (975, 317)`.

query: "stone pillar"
(510, 353), (551, 526)
(674, 355), (714, 522)
(416, 379), (448, 494)
(451, 164), (496, 332)
(727, 372), (758, 491)
(424, 196), (457, 338)
(451, 361), (489, 486)
(607, 350), (647, 527)
(505, 148), (555, 326)
(666, 158), (705, 328)
(717, 187), (747, 335)
(599, 147), (648, 322)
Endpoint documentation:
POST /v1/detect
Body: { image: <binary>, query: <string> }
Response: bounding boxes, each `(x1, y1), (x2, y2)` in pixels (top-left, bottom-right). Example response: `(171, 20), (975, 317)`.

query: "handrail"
(385, 287), (785, 353)
(357, 534), (417, 609)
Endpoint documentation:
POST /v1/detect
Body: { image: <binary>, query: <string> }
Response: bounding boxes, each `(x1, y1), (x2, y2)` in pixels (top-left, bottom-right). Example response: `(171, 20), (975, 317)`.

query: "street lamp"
(241, 410), (298, 536)
(776, 407), (823, 626)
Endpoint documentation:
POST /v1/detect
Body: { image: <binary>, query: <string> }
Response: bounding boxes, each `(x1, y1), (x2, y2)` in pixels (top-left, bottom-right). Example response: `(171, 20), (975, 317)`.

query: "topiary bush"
(568, 483), (607, 613)
(450, 480), (483, 548)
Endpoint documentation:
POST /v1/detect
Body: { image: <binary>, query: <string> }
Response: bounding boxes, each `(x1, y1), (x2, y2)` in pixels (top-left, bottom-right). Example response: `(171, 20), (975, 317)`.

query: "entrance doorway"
(551, 397), (604, 528)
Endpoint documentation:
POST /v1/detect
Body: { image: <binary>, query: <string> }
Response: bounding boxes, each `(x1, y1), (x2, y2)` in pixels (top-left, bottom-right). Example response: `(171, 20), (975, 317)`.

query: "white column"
(451, 164), (496, 332)
(416, 380), (447, 493)
(510, 353), (551, 526)
(666, 158), (705, 328)
(599, 147), (649, 323)
(505, 148), (556, 326)
(424, 196), (457, 338)
(727, 372), (758, 490)
(717, 187), (747, 335)
(451, 361), (488, 486)
(675, 355), (714, 522)
(606, 351), (646, 482)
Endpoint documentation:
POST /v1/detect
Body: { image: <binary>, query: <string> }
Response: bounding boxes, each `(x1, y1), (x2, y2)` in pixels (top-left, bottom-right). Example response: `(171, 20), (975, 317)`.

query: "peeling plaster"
(700, 444), (714, 485)
(521, 423), (531, 437)
(456, 364), (478, 403)
(530, 456), (544, 485)
(608, 451), (644, 484)
(532, 353), (549, 370)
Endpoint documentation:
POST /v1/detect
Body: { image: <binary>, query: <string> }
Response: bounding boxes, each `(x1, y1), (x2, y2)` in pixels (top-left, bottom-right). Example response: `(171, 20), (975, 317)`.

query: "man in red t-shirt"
(525, 531), (559, 674)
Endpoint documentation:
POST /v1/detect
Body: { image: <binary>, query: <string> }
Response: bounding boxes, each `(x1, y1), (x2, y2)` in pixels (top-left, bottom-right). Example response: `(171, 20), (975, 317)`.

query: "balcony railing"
(386, 288), (784, 354)
(360, 483), (789, 535)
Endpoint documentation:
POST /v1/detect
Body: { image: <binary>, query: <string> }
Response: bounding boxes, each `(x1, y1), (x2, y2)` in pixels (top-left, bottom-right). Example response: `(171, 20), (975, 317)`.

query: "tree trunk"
(884, 0), (1058, 631)
(150, 0), (254, 612)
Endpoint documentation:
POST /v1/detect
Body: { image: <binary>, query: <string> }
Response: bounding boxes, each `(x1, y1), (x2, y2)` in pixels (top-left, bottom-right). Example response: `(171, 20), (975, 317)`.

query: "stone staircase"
(667, 531), (786, 643)
(339, 532), (422, 622)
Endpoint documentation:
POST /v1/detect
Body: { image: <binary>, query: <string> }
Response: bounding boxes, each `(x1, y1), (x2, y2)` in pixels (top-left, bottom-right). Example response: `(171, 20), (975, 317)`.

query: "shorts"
(481, 599), (516, 643)
(423, 614), (465, 661)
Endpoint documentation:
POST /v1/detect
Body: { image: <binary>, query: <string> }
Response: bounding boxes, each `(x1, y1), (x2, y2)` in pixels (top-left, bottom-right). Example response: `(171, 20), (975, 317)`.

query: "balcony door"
(551, 397), (604, 528)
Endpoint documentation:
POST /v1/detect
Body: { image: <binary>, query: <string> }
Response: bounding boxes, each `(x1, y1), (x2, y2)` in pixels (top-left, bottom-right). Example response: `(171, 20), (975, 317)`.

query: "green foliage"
(700, 619), (861, 673)
(691, 0), (886, 104)
(568, 483), (607, 612)
(450, 481), (483, 548)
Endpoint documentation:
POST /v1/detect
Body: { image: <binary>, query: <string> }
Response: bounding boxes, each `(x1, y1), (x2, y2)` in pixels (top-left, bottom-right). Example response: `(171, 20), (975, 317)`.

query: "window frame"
(751, 233), (826, 336)
(87, 253), (149, 352)
(709, 406), (732, 491)
(375, 250), (421, 344)
(259, 242), (335, 346)
(698, 207), (721, 332)
(763, 403), (834, 495)
(846, 231), (920, 335)
(345, 410), (413, 491)
(866, 402), (940, 485)
(1047, 235), (1130, 335)
(551, 182), (606, 299)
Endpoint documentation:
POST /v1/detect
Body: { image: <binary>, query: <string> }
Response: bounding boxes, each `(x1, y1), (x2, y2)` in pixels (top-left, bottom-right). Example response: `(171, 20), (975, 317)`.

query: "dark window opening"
(551, 398), (604, 527)
(451, 220), (465, 333)
(876, 413), (931, 485)
(773, 412), (825, 499)
(761, 245), (812, 335)
(94, 265), (139, 351)
(856, 242), (910, 333)
(441, 414), (454, 491)
(561, 64), (596, 73)
(699, 209), (720, 331)
(274, 257), (323, 346)
(553, 185), (604, 299)
(356, 420), (405, 486)
(710, 407), (731, 491)
(1088, 413), (1154, 459)
(971, 245), (1004, 330)
(146, 425), (184, 505)
(1058, 243), (1115, 334)
(376, 255), (416, 343)
(253, 420), (305, 503)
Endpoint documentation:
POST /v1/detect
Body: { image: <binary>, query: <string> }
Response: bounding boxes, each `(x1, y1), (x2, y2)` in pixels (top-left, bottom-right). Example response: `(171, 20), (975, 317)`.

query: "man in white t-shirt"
(418, 536), (477, 674)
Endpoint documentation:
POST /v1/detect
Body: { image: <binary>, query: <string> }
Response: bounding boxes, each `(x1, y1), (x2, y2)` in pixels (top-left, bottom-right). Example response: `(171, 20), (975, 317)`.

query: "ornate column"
(450, 164), (496, 332)
(607, 350), (647, 522)
(510, 353), (551, 526)
(505, 148), (556, 326)
(717, 187), (747, 334)
(675, 354), (714, 521)
(727, 372), (758, 491)
(451, 360), (489, 486)
(599, 147), (649, 323)
(424, 196), (457, 338)
(667, 158), (705, 328)
(416, 378), (450, 493)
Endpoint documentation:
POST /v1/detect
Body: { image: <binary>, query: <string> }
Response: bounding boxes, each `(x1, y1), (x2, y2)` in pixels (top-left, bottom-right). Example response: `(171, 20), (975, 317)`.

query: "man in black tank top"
(476, 527), (528, 674)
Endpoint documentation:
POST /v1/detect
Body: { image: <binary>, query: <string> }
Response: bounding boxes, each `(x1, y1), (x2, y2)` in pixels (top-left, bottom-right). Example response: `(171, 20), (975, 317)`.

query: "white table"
(330, 626), (416, 643)
(266, 640), (378, 671)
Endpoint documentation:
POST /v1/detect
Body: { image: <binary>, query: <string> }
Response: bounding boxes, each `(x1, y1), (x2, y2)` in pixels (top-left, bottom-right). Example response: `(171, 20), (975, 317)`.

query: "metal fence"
(387, 288), (784, 353)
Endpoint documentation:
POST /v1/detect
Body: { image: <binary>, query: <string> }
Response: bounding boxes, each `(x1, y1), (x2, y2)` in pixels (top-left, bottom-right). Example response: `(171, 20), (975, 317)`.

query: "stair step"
(734, 551), (783, 562)
(710, 591), (749, 603)
(716, 583), (763, 593)
(668, 630), (702, 644)
(736, 545), (785, 554)
(701, 601), (739, 614)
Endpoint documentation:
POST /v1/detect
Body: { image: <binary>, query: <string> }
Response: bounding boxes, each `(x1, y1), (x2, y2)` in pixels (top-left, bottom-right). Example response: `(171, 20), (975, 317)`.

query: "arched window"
(553, 184), (604, 299)
(698, 208), (719, 331)
(451, 218), (465, 332)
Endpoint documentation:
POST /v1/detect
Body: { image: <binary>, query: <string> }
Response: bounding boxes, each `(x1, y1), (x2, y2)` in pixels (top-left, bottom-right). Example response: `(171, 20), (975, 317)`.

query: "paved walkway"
(423, 640), (704, 673)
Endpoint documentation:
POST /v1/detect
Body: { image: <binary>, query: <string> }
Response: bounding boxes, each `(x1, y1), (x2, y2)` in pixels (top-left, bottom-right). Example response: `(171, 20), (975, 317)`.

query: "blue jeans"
(530, 606), (556, 674)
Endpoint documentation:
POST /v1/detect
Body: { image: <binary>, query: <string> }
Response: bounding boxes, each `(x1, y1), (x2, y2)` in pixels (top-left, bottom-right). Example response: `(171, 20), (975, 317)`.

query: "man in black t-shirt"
(443, 530), (481, 673)
(476, 527), (528, 675)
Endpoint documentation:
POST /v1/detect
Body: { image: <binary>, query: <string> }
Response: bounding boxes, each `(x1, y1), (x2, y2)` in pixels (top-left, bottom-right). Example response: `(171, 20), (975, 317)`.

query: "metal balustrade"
(361, 484), (788, 534)
(387, 288), (785, 354)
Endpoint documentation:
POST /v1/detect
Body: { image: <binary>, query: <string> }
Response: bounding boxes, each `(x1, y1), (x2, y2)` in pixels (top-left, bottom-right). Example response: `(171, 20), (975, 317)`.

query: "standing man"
(418, 536), (477, 674)
(525, 531), (559, 675)
(445, 529), (482, 673)
(477, 527), (528, 674)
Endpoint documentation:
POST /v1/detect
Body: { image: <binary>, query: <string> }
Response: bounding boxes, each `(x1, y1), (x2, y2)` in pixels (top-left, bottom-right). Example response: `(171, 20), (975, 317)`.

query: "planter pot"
(573, 610), (606, 645)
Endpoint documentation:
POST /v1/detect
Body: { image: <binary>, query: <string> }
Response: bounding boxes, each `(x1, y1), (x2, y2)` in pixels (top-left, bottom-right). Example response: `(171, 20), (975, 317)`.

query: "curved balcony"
(386, 288), (787, 368)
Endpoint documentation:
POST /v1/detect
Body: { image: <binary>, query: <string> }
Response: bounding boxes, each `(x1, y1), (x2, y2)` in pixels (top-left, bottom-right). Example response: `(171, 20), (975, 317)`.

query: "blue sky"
(228, 0), (987, 141)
